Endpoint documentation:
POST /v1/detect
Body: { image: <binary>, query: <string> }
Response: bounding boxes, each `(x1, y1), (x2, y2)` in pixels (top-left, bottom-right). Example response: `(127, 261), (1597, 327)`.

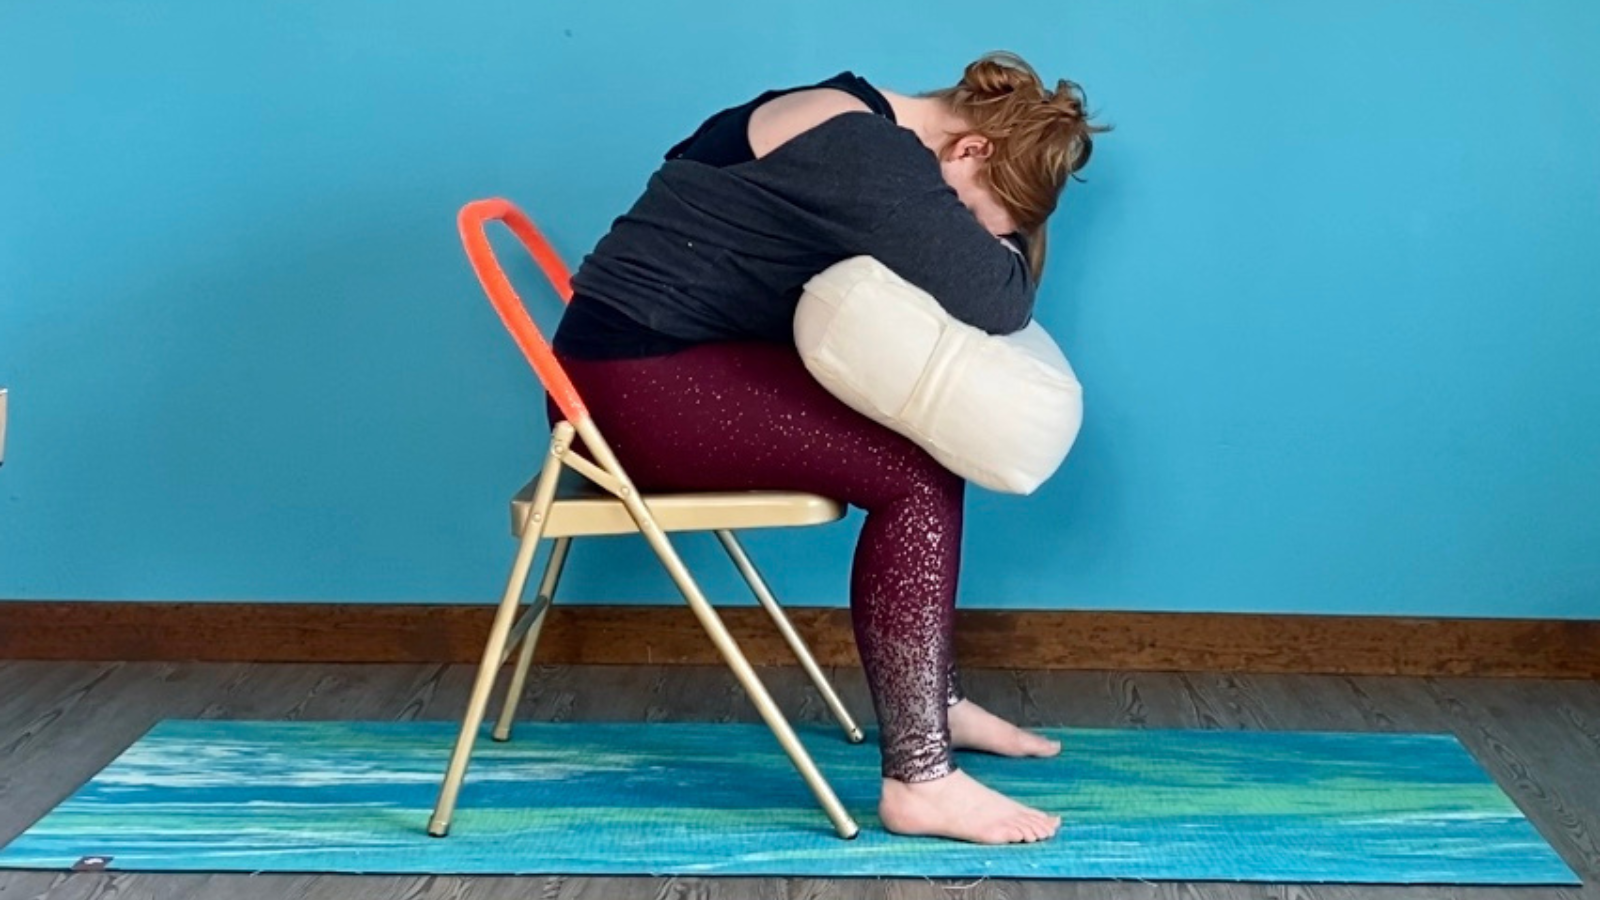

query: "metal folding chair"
(428, 198), (864, 840)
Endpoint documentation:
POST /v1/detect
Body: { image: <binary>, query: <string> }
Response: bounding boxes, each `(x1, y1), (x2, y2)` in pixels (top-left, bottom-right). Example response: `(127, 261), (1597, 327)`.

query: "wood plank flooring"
(0, 661), (1594, 900)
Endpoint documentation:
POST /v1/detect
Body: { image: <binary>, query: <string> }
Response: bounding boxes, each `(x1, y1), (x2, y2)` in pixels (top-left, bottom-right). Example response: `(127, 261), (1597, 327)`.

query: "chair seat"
(511, 472), (846, 538)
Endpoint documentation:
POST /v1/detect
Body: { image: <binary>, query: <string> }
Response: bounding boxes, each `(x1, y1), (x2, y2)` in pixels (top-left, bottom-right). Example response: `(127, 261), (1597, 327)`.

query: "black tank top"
(555, 73), (896, 360)
(666, 72), (896, 167)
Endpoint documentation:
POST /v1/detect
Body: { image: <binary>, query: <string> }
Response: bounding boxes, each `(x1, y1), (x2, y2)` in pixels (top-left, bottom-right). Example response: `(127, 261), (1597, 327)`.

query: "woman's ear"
(941, 134), (993, 163)
(955, 134), (994, 161)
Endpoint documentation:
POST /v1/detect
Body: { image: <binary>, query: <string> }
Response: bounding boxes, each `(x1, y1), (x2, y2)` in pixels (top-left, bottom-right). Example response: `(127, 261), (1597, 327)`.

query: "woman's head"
(926, 52), (1108, 280)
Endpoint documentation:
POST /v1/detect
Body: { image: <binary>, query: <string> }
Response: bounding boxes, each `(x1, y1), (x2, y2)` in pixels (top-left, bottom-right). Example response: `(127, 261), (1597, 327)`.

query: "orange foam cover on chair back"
(457, 198), (588, 424)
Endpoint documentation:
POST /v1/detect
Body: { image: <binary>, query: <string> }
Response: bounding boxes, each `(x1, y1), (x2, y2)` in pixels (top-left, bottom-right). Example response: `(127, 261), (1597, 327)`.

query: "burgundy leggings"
(554, 341), (966, 782)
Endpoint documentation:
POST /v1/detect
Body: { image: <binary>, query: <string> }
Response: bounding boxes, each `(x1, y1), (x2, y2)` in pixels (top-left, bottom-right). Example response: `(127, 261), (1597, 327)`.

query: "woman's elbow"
(966, 293), (1034, 335)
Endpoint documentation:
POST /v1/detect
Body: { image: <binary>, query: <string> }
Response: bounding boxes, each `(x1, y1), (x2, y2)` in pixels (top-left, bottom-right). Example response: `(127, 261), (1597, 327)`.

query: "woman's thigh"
(555, 342), (955, 506)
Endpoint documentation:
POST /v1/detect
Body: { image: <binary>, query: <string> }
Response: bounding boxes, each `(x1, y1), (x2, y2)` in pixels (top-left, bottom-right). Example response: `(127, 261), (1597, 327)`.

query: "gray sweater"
(566, 112), (1035, 349)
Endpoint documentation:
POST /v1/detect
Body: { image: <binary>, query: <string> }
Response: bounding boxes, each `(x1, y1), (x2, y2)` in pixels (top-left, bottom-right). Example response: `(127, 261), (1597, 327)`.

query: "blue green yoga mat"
(0, 720), (1577, 883)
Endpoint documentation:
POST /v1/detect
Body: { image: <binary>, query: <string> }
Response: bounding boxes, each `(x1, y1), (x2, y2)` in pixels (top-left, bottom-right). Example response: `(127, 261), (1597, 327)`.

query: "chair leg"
(715, 530), (864, 745)
(428, 423), (571, 838)
(493, 536), (572, 742)
(585, 460), (858, 838)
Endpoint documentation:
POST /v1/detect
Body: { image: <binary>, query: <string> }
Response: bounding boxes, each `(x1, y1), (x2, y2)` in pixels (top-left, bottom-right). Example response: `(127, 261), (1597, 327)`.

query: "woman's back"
(557, 73), (1036, 359)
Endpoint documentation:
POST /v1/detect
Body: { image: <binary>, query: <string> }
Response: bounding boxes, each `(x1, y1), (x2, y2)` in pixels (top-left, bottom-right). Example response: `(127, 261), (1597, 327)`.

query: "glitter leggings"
(553, 341), (966, 782)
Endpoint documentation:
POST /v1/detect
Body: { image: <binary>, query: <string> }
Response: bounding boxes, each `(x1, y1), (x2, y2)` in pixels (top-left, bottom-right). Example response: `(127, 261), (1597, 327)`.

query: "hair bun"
(1046, 79), (1087, 123)
(961, 52), (1045, 102)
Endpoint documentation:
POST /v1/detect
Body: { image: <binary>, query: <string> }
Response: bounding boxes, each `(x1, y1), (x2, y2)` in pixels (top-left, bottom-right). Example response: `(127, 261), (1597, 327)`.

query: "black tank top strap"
(665, 72), (895, 168)
(817, 72), (895, 119)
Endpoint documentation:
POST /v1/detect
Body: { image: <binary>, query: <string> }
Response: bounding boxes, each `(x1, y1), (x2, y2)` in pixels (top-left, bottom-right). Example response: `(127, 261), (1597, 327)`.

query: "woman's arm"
(849, 184), (1035, 334)
(748, 99), (1037, 334)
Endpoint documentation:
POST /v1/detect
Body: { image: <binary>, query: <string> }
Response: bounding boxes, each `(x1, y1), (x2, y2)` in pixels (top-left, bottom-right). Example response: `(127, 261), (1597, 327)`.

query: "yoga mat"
(0, 720), (1577, 883)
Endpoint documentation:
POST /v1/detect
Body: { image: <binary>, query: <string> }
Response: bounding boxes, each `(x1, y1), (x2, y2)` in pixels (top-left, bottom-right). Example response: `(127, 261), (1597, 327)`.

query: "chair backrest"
(457, 198), (588, 425)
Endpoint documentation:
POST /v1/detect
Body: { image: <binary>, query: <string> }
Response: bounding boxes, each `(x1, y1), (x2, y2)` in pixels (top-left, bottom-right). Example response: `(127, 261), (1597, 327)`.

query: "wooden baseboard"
(1, 602), (1595, 678)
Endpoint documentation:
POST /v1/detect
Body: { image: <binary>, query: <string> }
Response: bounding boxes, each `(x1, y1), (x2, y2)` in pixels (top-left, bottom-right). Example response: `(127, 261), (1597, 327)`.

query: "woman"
(552, 52), (1106, 844)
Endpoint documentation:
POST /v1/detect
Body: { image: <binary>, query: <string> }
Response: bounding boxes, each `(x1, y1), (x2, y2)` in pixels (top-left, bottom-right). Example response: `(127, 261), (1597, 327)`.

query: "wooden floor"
(0, 661), (1595, 899)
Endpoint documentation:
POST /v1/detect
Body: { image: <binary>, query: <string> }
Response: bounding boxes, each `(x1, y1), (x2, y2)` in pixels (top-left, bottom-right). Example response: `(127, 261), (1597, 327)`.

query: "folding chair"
(428, 198), (864, 840)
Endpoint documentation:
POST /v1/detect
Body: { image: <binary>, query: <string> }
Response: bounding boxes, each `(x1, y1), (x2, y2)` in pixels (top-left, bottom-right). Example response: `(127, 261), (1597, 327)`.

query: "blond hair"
(925, 52), (1109, 281)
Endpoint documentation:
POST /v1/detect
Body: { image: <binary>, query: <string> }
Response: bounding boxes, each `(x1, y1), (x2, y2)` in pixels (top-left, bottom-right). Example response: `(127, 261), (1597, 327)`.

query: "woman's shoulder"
(763, 112), (941, 194)
(747, 87), (877, 159)
(745, 71), (915, 159)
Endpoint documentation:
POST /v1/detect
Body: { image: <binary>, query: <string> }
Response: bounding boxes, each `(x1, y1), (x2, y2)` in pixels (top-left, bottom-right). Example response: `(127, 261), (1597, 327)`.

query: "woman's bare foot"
(879, 770), (1060, 844)
(948, 699), (1062, 757)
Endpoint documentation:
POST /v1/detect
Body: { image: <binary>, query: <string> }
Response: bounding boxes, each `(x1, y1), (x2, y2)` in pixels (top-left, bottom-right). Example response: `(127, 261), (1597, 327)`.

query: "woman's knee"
(855, 444), (964, 513)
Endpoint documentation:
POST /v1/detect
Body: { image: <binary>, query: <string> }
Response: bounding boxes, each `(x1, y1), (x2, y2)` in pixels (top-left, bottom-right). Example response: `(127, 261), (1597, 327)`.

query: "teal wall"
(2, 1), (1597, 616)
